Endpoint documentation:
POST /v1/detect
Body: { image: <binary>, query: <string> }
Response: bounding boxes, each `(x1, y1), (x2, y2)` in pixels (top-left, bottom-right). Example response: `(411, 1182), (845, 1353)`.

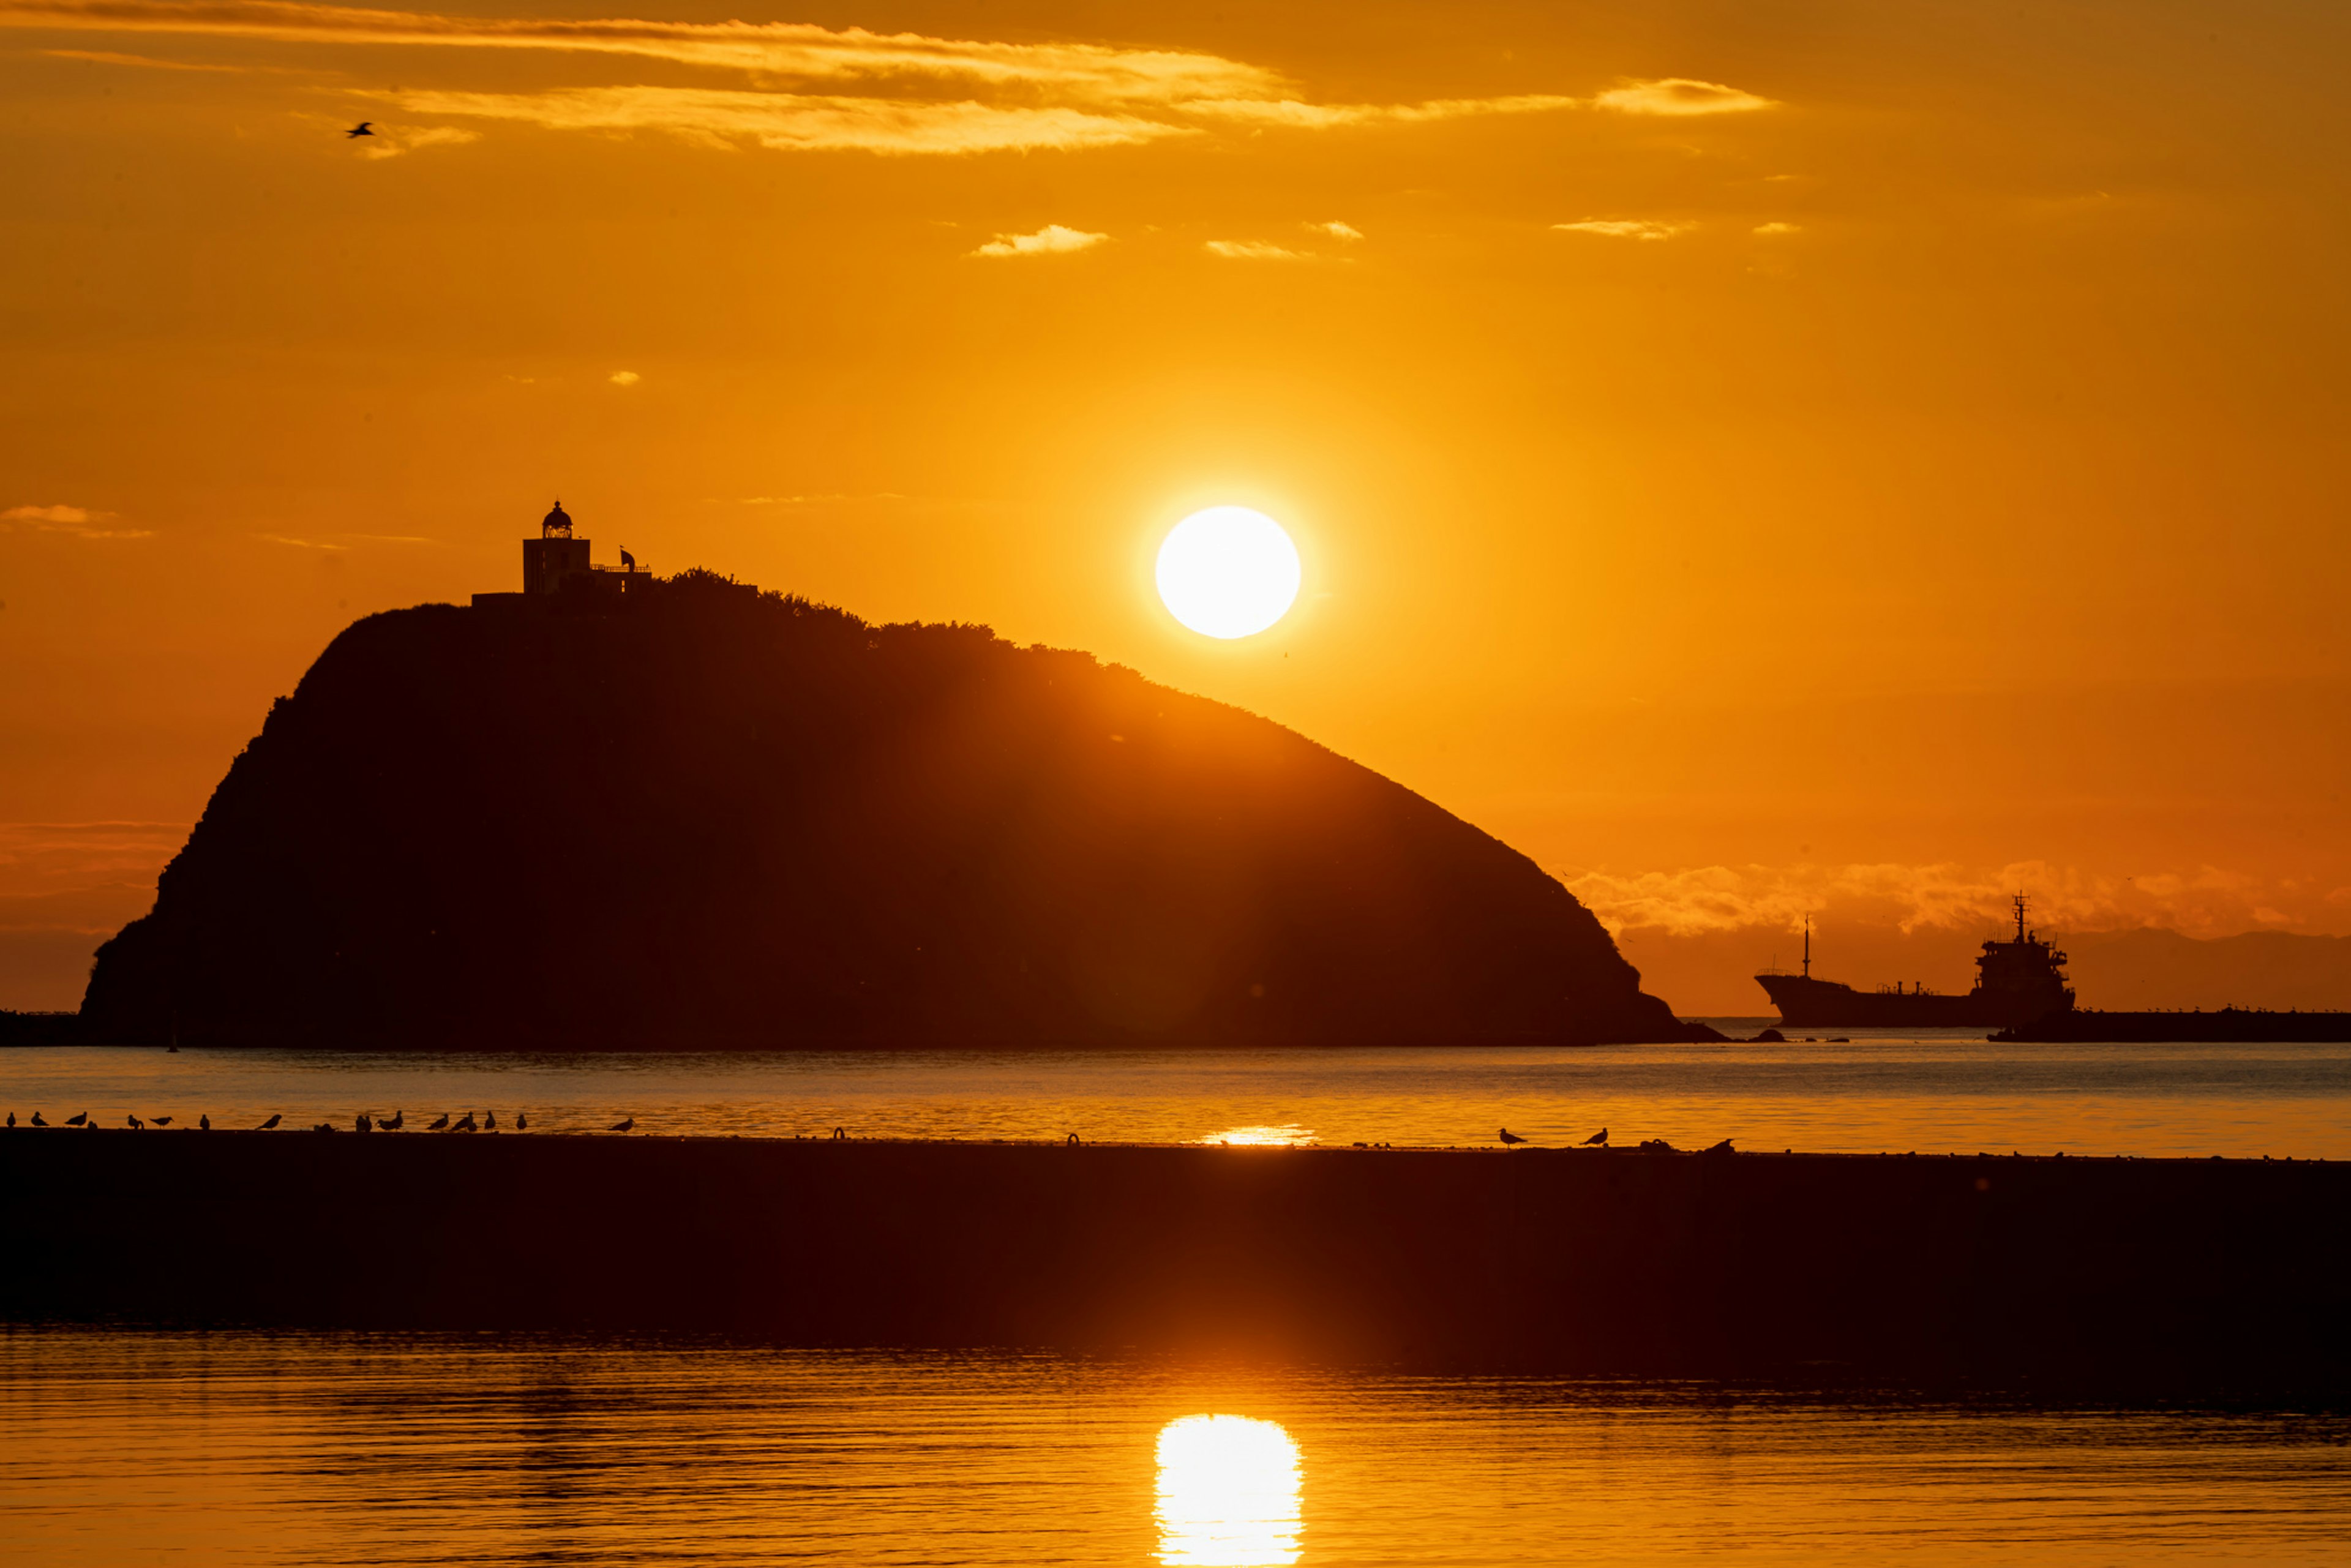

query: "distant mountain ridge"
(81, 572), (1694, 1048)
(2061, 927), (2351, 1013)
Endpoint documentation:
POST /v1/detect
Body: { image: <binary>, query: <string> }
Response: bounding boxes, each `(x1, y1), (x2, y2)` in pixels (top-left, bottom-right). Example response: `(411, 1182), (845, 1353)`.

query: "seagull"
(31, 1112), (47, 1127)
(346, 121), (374, 138)
(1581, 1127), (1609, 1147)
(152, 1116), (172, 1127)
(484, 1110), (497, 1131)
(1703, 1138), (1736, 1155)
(66, 1111), (88, 1127)
(127, 1114), (144, 1130)
(312, 1122), (337, 1132)
(381, 1109), (403, 1130)
(256, 1113), (281, 1130)
(199, 1114), (210, 1131)
(1498, 1127), (1527, 1146)
(610, 1117), (634, 1133)
(453, 1112), (477, 1133)
(515, 1112), (527, 1131)
(4, 1112), (12, 1128)
(355, 1113), (372, 1133)
(427, 1112), (450, 1131)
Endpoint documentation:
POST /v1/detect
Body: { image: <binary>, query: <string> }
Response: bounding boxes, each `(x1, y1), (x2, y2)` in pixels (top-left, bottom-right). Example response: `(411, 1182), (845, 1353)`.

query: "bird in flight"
(256, 1113), (281, 1130)
(1581, 1127), (1609, 1146)
(346, 122), (374, 138)
(610, 1116), (634, 1133)
(1497, 1127), (1526, 1146)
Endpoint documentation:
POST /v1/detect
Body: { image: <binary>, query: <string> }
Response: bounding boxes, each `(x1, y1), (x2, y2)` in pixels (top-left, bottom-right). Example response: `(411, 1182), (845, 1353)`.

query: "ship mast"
(2014, 892), (2028, 942)
(1802, 917), (1810, 978)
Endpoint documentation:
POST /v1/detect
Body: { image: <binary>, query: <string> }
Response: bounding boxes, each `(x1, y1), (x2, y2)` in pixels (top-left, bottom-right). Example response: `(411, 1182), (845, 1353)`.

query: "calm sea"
(2, 1327), (2346, 1566)
(3, 1026), (2349, 1155)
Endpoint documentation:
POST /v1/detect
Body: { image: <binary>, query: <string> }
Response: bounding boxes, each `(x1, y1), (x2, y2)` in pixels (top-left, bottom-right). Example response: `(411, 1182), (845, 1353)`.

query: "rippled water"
(3, 1327), (2345, 1566)
(5, 1029), (2350, 1156)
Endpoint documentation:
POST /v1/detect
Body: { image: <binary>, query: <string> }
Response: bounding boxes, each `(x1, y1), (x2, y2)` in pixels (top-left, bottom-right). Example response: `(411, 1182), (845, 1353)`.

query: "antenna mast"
(2014, 892), (2028, 942)
(1802, 917), (1810, 978)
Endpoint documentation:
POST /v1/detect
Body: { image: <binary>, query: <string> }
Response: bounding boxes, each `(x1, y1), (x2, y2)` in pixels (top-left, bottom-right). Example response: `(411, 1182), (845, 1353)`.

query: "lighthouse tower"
(522, 500), (593, 595)
(471, 501), (644, 611)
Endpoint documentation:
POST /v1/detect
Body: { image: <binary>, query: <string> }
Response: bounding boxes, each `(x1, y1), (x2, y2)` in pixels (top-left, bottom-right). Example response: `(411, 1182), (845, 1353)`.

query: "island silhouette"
(82, 569), (1702, 1048)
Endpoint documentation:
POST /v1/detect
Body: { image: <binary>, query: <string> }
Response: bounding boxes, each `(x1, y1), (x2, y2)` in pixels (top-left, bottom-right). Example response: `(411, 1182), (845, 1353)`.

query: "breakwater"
(1996, 1008), (2351, 1043)
(4, 1133), (2345, 1395)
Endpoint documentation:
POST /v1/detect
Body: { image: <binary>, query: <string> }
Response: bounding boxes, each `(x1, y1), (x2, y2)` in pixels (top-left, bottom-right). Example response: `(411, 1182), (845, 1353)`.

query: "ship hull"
(1756, 974), (2035, 1029)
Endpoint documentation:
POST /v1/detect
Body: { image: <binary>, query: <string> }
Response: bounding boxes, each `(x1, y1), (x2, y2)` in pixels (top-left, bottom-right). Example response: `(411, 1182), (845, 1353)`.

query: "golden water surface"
(4, 1327), (2345, 1566)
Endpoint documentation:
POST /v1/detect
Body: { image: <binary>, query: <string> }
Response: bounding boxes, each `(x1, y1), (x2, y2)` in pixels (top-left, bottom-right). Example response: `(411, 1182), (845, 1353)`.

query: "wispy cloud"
(377, 85), (1192, 154)
(353, 122), (478, 158)
(970, 223), (1107, 258)
(1307, 220), (1362, 241)
(42, 45), (244, 70)
(1552, 219), (1689, 241)
(2, 2), (1777, 159)
(1179, 93), (1578, 129)
(2, 503), (150, 539)
(1568, 860), (2312, 940)
(1753, 220), (1801, 235)
(1205, 239), (1307, 260)
(737, 493), (907, 506)
(252, 530), (432, 548)
(0, 0), (1283, 103)
(1591, 77), (1775, 116)
(608, 369), (640, 384)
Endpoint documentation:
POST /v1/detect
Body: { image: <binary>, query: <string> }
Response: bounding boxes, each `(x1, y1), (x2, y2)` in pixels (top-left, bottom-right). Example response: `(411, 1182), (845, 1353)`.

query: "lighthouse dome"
(541, 500), (573, 538)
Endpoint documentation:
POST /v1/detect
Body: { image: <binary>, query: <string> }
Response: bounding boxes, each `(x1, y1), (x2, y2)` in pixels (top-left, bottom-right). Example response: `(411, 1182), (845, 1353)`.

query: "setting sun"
(1155, 508), (1302, 640)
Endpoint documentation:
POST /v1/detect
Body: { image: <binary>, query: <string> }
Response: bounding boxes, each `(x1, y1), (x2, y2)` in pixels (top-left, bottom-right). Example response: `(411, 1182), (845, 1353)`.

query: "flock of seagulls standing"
(0, 1108), (652, 1133)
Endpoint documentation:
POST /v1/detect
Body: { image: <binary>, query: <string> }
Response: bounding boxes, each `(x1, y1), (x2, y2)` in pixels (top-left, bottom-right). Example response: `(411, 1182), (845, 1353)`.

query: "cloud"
(0, 0), (1283, 105)
(1179, 94), (1578, 129)
(1566, 860), (2320, 940)
(377, 86), (1192, 154)
(1551, 219), (1689, 241)
(353, 123), (479, 159)
(42, 46), (244, 70)
(737, 493), (907, 506)
(1205, 239), (1307, 260)
(1591, 77), (1774, 116)
(2, 2), (1774, 158)
(1, 503), (149, 539)
(970, 223), (1107, 258)
(1307, 220), (1362, 241)
(608, 369), (640, 385)
(1752, 220), (1801, 235)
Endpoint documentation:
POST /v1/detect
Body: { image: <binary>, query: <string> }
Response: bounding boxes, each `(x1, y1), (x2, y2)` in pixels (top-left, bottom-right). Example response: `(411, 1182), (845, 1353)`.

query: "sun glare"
(1197, 1125), (1316, 1147)
(1155, 508), (1302, 639)
(1155, 1414), (1303, 1567)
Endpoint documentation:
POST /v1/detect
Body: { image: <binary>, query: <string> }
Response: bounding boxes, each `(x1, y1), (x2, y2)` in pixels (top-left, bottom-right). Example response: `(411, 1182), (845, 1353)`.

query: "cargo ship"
(1754, 896), (2075, 1029)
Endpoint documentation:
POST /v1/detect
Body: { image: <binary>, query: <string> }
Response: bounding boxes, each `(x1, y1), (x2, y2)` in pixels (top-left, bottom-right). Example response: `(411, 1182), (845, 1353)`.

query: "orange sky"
(3, 0), (2347, 1011)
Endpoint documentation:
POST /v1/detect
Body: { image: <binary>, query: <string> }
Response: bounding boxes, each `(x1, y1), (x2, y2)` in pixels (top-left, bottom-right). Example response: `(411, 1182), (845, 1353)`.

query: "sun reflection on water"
(1155, 1414), (1303, 1567)
(1197, 1125), (1316, 1146)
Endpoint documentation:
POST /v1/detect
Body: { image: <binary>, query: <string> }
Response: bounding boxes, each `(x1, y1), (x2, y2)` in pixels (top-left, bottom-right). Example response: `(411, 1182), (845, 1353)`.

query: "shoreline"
(6, 1131), (2345, 1395)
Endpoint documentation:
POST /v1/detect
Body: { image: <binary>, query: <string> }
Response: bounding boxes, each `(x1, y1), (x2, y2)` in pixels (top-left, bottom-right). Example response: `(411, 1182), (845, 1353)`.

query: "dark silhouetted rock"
(84, 574), (1695, 1049)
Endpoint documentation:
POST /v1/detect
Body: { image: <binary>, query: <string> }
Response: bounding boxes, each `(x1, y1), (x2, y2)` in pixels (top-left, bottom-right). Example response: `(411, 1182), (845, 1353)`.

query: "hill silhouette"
(83, 573), (1696, 1048)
